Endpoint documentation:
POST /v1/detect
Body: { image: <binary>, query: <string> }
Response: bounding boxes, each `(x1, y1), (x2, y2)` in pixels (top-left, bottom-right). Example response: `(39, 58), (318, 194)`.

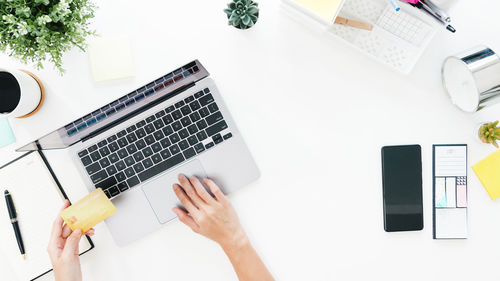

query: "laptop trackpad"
(142, 160), (207, 224)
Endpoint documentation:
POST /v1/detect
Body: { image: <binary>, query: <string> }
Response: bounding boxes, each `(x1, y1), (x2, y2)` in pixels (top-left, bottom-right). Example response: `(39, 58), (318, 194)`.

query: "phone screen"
(381, 145), (423, 232)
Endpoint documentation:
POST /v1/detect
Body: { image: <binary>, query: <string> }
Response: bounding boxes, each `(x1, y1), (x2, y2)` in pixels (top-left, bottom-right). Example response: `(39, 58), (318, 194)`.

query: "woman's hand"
(172, 174), (248, 250)
(47, 200), (94, 281)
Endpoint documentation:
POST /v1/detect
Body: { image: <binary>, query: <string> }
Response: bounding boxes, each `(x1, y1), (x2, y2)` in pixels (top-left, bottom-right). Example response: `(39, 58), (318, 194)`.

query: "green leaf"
(242, 14), (251, 25)
(223, 8), (233, 16)
(247, 6), (259, 14)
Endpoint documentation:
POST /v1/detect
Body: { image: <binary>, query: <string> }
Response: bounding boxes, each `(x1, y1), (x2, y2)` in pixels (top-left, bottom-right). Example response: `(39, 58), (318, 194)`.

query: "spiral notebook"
(0, 151), (94, 281)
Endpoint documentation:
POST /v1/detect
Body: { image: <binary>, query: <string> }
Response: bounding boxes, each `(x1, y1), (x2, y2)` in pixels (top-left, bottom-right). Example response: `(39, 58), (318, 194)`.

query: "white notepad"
(0, 152), (92, 281)
(433, 145), (468, 239)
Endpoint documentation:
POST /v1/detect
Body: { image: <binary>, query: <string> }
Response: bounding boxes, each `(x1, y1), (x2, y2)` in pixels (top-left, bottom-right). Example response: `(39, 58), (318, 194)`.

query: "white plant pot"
(0, 68), (42, 118)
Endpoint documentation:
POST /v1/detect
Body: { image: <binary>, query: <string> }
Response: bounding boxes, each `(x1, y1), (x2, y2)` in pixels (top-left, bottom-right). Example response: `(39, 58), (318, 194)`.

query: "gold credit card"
(60, 188), (117, 233)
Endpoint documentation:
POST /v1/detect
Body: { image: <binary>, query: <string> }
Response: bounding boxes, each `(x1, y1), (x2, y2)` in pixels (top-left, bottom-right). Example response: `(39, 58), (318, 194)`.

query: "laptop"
(17, 60), (260, 246)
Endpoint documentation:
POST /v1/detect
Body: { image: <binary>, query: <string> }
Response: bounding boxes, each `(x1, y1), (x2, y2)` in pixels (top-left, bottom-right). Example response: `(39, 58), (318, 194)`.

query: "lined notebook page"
(0, 152), (91, 281)
(435, 146), (467, 177)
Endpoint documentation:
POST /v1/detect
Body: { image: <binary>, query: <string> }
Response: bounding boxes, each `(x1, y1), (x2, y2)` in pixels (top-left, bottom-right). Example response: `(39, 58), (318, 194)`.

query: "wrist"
(220, 230), (250, 254)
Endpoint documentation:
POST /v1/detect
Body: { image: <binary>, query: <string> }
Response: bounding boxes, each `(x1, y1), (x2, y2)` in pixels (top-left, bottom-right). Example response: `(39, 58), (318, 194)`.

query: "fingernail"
(74, 229), (81, 235)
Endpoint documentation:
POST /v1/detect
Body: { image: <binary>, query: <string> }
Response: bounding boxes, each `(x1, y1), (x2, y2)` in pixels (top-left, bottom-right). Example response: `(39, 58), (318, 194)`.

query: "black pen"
(410, 1), (456, 33)
(4, 190), (26, 259)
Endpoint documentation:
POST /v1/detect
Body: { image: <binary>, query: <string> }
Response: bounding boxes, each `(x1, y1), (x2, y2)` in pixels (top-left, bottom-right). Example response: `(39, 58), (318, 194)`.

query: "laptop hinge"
(81, 82), (196, 143)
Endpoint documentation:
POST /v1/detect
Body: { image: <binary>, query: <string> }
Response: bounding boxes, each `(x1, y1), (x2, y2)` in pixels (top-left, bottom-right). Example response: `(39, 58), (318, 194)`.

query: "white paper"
(435, 178), (447, 207)
(88, 37), (135, 82)
(435, 146), (467, 177)
(0, 153), (91, 281)
(446, 177), (456, 208)
(435, 208), (468, 239)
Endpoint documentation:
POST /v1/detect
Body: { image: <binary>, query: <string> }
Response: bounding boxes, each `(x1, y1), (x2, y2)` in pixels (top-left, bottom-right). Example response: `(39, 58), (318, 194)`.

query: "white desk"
(1, 0), (500, 280)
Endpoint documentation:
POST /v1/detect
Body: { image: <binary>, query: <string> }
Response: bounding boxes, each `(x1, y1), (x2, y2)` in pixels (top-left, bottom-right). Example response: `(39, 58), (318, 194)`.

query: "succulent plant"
(224, 0), (259, 30)
(479, 121), (500, 148)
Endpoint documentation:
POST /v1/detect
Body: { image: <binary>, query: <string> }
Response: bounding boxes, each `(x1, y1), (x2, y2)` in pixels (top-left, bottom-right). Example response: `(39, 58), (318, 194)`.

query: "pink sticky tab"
(401, 0), (419, 3)
(457, 185), (467, 207)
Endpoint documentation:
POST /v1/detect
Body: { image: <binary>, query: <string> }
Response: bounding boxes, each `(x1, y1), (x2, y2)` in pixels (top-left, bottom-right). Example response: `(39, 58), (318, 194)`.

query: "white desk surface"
(1, 0), (500, 280)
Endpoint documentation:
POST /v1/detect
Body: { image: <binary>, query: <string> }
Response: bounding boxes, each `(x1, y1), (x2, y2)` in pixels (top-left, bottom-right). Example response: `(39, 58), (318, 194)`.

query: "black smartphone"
(381, 145), (423, 232)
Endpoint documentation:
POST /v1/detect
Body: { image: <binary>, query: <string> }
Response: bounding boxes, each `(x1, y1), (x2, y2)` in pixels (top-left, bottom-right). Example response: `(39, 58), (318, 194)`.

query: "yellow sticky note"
(293, 0), (344, 21)
(473, 150), (500, 200)
(88, 37), (135, 82)
(60, 188), (117, 233)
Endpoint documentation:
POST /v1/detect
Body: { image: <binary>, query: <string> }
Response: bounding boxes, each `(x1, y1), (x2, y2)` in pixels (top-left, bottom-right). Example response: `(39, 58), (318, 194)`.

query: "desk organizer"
(282, 0), (437, 74)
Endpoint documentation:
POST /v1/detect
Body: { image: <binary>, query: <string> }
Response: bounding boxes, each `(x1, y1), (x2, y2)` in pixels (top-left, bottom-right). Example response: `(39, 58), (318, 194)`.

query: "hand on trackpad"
(141, 160), (207, 224)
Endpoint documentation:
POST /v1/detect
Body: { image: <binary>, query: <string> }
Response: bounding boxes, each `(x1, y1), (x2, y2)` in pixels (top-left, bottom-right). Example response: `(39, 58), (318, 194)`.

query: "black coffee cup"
(0, 71), (21, 114)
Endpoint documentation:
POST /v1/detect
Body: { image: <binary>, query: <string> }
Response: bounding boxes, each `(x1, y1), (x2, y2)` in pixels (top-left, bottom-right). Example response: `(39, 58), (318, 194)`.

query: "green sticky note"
(0, 117), (15, 148)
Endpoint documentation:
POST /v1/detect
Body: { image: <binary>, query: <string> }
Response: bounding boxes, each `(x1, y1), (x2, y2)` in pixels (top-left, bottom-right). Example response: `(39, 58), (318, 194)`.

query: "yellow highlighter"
(60, 188), (117, 233)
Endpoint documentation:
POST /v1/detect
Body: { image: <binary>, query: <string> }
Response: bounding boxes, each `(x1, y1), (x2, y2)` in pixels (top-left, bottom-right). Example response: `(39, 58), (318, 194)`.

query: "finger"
(172, 184), (199, 215)
(62, 229), (82, 257)
(178, 174), (205, 207)
(173, 207), (199, 232)
(189, 176), (216, 205)
(50, 200), (70, 242)
(62, 224), (72, 239)
(203, 178), (227, 203)
(85, 228), (95, 236)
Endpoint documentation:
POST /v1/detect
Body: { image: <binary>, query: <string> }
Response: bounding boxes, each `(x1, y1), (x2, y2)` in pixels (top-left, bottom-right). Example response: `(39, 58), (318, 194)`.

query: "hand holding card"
(60, 188), (117, 233)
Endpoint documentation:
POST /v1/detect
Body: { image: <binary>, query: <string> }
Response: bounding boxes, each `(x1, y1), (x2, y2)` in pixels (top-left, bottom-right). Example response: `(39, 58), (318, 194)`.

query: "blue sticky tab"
(0, 117), (16, 148)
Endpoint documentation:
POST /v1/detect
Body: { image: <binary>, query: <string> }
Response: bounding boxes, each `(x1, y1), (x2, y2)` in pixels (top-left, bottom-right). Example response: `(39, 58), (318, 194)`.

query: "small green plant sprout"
(224, 0), (259, 30)
(479, 121), (500, 148)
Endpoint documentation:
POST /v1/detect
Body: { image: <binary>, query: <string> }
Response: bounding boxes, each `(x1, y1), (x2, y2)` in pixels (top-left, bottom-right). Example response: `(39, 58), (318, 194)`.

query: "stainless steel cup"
(442, 46), (500, 112)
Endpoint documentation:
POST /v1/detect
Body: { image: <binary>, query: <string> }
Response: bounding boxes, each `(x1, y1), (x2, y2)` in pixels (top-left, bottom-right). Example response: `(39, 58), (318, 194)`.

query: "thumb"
(63, 229), (82, 256)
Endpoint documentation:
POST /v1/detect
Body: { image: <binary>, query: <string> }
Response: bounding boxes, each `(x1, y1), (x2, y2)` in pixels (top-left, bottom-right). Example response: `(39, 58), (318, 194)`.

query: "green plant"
(479, 121), (500, 148)
(0, 0), (97, 73)
(224, 0), (259, 30)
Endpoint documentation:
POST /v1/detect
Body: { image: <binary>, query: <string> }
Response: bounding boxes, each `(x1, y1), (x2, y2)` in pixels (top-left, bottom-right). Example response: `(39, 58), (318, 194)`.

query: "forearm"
(222, 236), (274, 281)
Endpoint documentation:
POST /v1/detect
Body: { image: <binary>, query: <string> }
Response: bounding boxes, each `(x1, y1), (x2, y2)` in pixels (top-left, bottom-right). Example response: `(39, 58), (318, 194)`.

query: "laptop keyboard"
(77, 87), (232, 199)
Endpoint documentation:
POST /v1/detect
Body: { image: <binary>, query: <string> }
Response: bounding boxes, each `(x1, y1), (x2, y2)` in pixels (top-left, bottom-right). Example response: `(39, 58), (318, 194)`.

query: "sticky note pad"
(88, 37), (135, 82)
(0, 117), (15, 148)
(292, 0), (344, 22)
(473, 150), (500, 200)
(60, 188), (117, 233)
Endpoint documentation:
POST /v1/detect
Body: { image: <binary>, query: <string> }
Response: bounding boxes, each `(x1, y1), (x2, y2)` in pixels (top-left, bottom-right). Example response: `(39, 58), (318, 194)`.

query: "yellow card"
(60, 188), (117, 233)
(293, 0), (344, 22)
(473, 150), (500, 200)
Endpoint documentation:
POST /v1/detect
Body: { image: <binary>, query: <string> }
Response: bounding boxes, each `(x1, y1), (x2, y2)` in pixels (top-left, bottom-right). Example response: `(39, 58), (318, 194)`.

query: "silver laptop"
(17, 60), (260, 246)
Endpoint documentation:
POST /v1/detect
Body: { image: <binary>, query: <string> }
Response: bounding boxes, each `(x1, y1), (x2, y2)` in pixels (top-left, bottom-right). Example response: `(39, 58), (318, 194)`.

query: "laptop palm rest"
(141, 160), (207, 224)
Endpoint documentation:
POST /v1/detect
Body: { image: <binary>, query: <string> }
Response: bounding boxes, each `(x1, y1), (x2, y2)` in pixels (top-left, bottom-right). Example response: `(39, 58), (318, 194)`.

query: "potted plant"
(0, 0), (96, 73)
(224, 0), (259, 30)
(478, 121), (500, 148)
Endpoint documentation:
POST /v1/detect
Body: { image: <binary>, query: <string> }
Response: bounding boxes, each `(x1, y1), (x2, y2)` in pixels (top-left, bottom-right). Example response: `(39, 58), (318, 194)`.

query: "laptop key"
(181, 105), (191, 116)
(199, 107), (210, 118)
(189, 100), (201, 111)
(172, 121), (182, 131)
(126, 144), (137, 154)
(85, 162), (101, 175)
(145, 135), (155, 145)
(181, 117), (191, 127)
(78, 150), (88, 157)
(184, 96), (195, 103)
(169, 144), (180, 155)
(146, 115), (156, 123)
(90, 151), (101, 162)
(136, 139), (147, 150)
(199, 94), (214, 106)
(188, 136), (198, 146)
(138, 153), (185, 182)
(116, 172), (126, 182)
(99, 158), (110, 168)
(143, 147), (153, 158)
(205, 142), (215, 149)
(99, 147), (110, 157)
(196, 119), (208, 130)
(109, 153), (119, 163)
(104, 190), (111, 198)
(196, 131), (208, 141)
(117, 138), (128, 148)
(91, 170), (108, 184)
(136, 128), (146, 139)
(88, 145), (98, 152)
(206, 112), (223, 125)
(109, 142), (119, 152)
(162, 115), (173, 125)
(223, 133), (233, 140)
(203, 88), (210, 94)
(172, 110), (183, 120)
(96, 176), (117, 190)
(126, 125), (136, 133)
(155, 110), (165, 118)
(126, 133), (137, 143)
(206, 121), (228, 137)
(154, 130), (165, 141)
(179, 129), (189, 139)
(179, 140), (189, 150)
(152, 142), (162, 153)
(81, 156), (92, 166)
(136, 120), (146, 128)
(124, 156), (135, 166)
(117, 130), (127, 138)
(160, 138), (171, 148)
(124, 167), (135, 177)
(109, 186), (120, 197)
(187, 124), (198, 135)
(133, 163), (145, 173)
(160, 149), (171, 159)
(133, 151), (144, 162)
(169, 133), (180, 143)
(194, 91), (204, 98)
(153, 119), (164, 130)
(117, 182), (129, 192)
(189, 111), (201, 122)
(143, 158), (153, 169)
(175, 101), (185, 108)
(152, 153), (162, 164)
(116, 160), (126, 171)
(208, 103), (219, 113)
(194, 143), (205, 153)
(162, 125), (174, 136)
(183, 148), (196, 160)
(145, 124), (155, 134)
(166, 105), (175, 113)
(213, 134), (223, 144)
(117, 148), (128, 159)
